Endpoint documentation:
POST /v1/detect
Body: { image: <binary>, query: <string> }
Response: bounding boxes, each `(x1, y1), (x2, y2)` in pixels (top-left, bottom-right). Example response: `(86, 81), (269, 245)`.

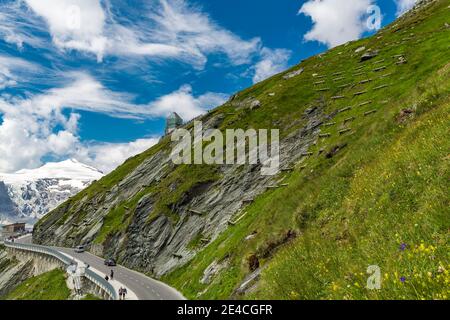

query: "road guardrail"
(3, 240), (118, 300)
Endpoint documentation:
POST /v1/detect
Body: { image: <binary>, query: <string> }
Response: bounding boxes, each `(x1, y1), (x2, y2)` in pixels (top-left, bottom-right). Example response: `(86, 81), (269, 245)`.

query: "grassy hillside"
(163, 1), (450, 299)
(82, 293), (103, 300)
(34, 0), (449, 300)
(3, 269), (71, 300)
(255, 99), (449, 300)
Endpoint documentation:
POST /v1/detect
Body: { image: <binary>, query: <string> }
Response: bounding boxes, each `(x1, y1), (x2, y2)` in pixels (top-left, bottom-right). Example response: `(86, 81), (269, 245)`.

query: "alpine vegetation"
(170, 121), (280, 176)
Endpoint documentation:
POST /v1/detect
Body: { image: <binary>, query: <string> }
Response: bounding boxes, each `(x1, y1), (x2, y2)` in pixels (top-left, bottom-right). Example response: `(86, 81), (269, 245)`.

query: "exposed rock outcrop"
(283, 68), (304, 80)
(0, 246), (34, 297)
(360, 50), (379, 62)
(200, 259), (229, 285)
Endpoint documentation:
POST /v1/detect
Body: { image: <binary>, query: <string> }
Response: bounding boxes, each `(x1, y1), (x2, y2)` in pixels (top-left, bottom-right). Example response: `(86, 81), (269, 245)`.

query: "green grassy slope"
(81, 293), (103, 300)
(255, 99), (449, 300)
(163, 1), (450, 299)
(3, 269), (71, 300)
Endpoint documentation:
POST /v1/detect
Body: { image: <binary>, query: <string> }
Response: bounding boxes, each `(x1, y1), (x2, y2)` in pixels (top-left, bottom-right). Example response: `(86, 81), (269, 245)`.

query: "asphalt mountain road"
(18, 235), (185, 300)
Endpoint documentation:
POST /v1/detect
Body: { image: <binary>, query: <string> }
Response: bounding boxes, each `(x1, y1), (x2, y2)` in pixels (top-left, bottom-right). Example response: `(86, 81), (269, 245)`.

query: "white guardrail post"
(3, 240), (118, 300)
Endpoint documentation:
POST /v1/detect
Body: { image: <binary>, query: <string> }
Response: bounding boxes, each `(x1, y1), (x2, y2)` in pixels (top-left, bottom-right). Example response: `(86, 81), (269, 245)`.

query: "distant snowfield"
(0, 159), (103, 184)
(0, 159), (104, 224)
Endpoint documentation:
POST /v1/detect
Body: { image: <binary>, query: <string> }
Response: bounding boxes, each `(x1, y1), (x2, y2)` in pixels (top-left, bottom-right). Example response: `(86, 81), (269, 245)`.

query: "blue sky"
(0, 0), (416, 173)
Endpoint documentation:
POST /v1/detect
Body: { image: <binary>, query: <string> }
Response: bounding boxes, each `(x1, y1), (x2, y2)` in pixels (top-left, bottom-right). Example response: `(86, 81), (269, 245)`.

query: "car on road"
(104, 258), (116, 266)
(74, 245), (85, 253)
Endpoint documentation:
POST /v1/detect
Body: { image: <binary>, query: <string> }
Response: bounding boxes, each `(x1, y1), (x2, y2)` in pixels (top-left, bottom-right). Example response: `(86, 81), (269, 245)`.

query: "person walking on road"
(118, 287), (123, 300)
(110, 269), (114, 280)
(122, 287), (127, 300)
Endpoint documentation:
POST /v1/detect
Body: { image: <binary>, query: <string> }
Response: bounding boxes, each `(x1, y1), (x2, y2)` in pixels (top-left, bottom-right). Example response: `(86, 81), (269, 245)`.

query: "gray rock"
(360, 50), (379, 62)
(250, 100), (261, 110)
(0, 247), (34, 297)
(245, 233), (257, 241)
(203, 113), (225, 129)
(283, 68), (304, 80)
(233, 267), (263, 297)
(396, 56), (408, 65)
(200, 259), (229, 285)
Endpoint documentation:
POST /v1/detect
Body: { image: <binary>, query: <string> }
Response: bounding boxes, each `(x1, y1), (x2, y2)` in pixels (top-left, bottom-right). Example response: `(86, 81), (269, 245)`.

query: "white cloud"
(0, 65), (16, 89)
(0, 80), (83, 172)
(1, 0), (290, 87)
(252, 48), (291, 83)
(0, 71), (226, 173)
(24, 0), (107, 61)
(0, 116), (47, 172)
(0, 72), (226, 120)
(149, 0), (261, 68)
(0, 103), (158, 173)
(299, 0), (374, 48)
(149, 85), (228, 120)
(14, 72), (143, 119)
(0, 55), (41, 89)
(395, 0), (417, 16)
(0, 3), (47, 49)
(76, 138), (160, 174)
(1, 0), (260, 67)
(0, 110), (158, 174)
(47, 131), (79, 156)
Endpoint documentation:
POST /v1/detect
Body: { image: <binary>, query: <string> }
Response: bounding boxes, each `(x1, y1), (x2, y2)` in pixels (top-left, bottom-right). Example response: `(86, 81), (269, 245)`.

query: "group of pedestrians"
(118, 287), (128, 300)
(103, 269), (128, 300)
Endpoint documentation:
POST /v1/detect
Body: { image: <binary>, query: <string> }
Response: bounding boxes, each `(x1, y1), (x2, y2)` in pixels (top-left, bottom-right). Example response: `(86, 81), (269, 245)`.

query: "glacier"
(0, 159), (103, 225)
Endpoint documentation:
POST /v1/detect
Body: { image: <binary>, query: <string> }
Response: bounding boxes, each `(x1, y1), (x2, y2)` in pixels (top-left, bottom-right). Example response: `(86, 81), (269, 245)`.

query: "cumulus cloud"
(299, 0), (375, 48)
(0, 71), (226, 173)
(23, 0), (108, 61)
(148, 85), (228, 120)
(76, 138), (160, 174)
(0, 111), (158, 173)
(395, 0), (417, 16)
(252, 48), (291, 83)
(0, 79), (83, 172)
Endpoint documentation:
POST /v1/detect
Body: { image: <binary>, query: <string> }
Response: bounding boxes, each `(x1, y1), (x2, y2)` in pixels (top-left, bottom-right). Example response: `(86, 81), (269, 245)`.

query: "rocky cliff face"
(0, 245), (34, 297)
(4, 178), (91, 223)
(33, 102), (330, 276)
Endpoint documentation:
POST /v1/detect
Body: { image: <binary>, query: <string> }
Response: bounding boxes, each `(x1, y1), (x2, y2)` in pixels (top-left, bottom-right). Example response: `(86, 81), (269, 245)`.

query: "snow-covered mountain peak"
(0, 159), (104, 224)
(1, 159), (103, 184)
